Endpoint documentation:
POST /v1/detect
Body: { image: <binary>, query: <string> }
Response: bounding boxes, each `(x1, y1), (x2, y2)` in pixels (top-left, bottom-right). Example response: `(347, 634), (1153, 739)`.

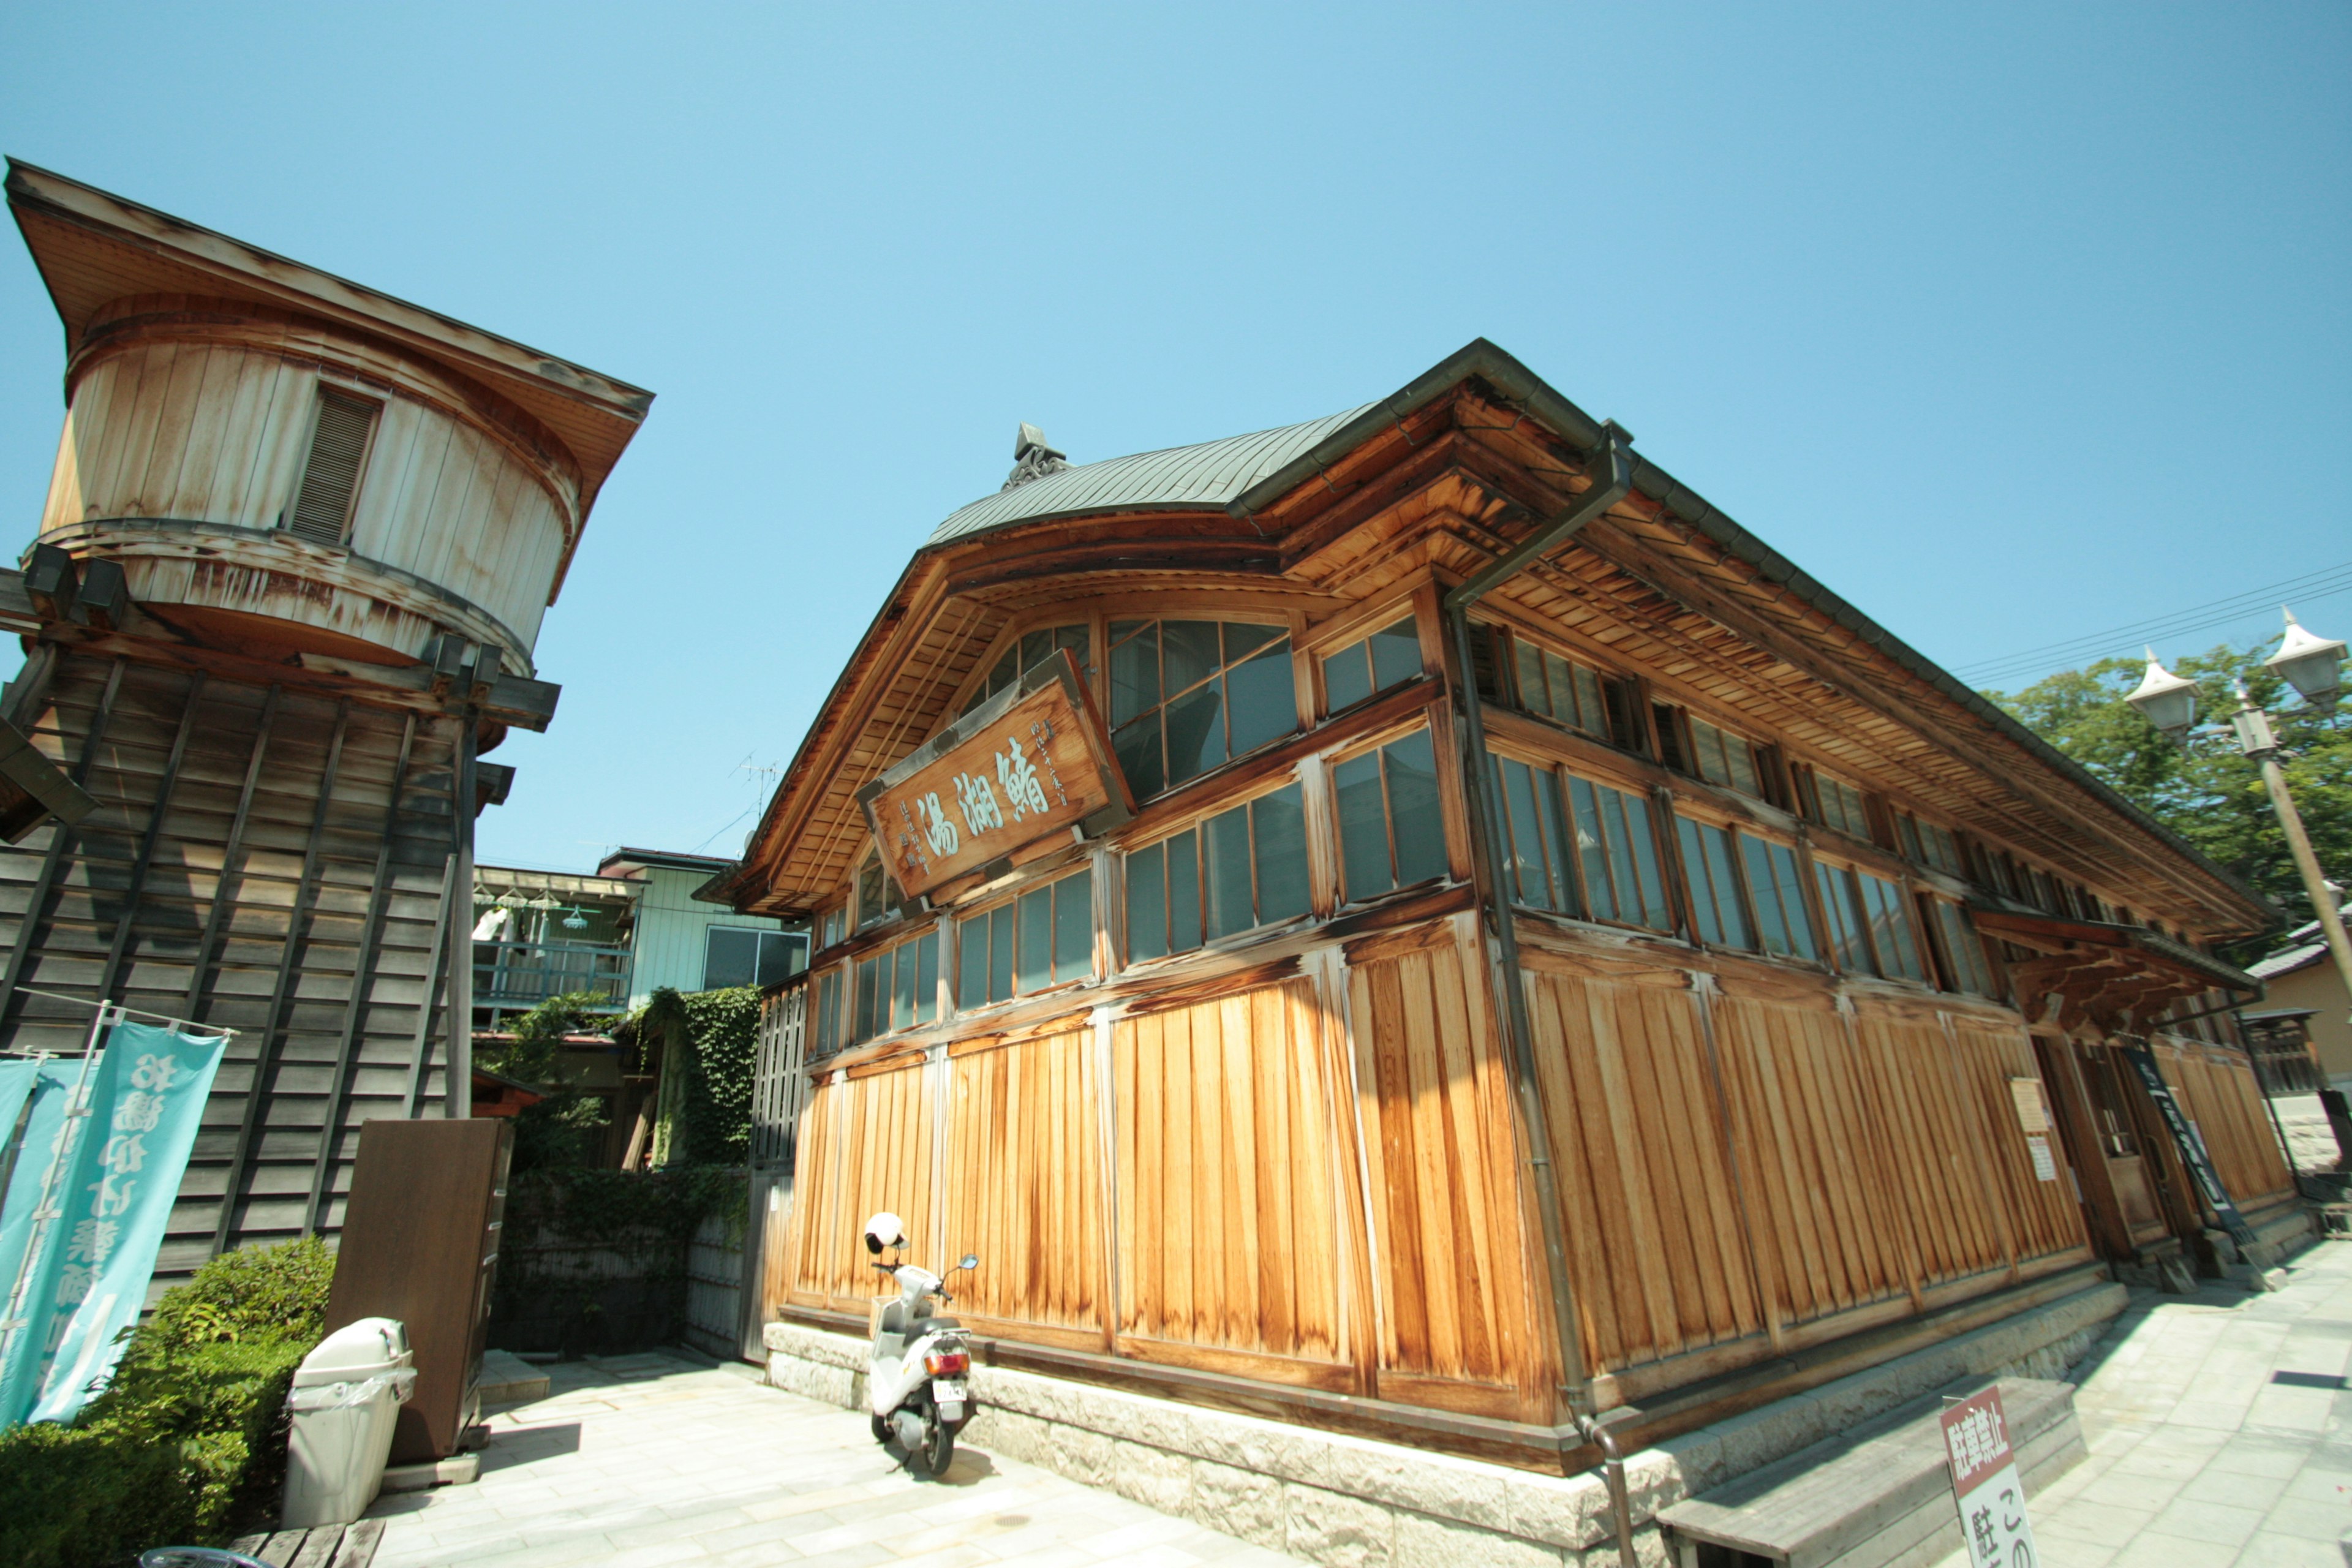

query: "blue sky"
(1, 3), (2344, 871)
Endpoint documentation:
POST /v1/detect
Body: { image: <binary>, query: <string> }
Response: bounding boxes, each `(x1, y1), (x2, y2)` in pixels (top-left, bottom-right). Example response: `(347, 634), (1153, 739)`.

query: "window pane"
(1703, 824), (1754, 949)
(1053, 869), (1093, 982)
(1532, 767), (1572, 914)
(816, 971), (840, 1054)
(989, 903), (1016, 1001)
(1224, 639), (1295, 757)
(892, 939), (918, 1028)
(1859, 873), (1926, 982)
(1567, 776), (1615, 919)
(1126, 841), (1169, 962)
(1110, 622), (1159, 725)
(1382, 728), (1439, 888)
(1676, 820), (1722, 944)
(1334, 750), (1392, 902)
(959, 916), (987, 1009)
(1017, 885), (1054, 992)
(1162, 680), (1226, 788)
(1572, 665), (1607, 736)
(1741, 837), (1789, 956)
(1725, 740), (1758, 797)
(1513, 639), (1546, 715)
(703, 927), (756, 990)
(1253, 784), (1311, 925)
(913, 932), (938, 1023)
(1542, 652), (1578, 726)
(1204, 802), (1254, 939)
(1224, 621), (1285, 662)
(854, 955), (880, 1042)
(1323, 644), (1372, 714)
(1368, 619), (1420, 690)
(1113, 714), (1164, 801)
(1163, 620), (1223, 696)
(1936, 902), (1992, 995)
(1502, 757), (1547, 907)
(858, 859), (886, 925)
(1167, 829), (1201, 954)
(1815, 864), (1872, 973)
(1020, 628), (1050, 669)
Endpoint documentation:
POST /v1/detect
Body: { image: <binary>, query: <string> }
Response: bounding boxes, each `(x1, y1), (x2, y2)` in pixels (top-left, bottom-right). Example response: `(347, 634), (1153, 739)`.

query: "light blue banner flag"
(0, 1020), (225, 1425)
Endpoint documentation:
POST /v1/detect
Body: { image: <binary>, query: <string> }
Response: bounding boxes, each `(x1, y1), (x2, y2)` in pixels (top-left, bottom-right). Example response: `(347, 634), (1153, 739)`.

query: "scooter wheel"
(914, 1419), (955, 1477)
(870, 1414), (892, 1446)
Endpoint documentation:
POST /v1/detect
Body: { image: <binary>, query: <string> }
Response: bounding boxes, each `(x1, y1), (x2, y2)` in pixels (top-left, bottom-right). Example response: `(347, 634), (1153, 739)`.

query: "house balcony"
(473, 939), (633, 1012)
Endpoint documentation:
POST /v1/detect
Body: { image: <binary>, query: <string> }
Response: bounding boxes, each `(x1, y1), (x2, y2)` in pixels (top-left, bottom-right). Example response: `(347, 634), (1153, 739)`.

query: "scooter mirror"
(959, 1254), (979, 1271)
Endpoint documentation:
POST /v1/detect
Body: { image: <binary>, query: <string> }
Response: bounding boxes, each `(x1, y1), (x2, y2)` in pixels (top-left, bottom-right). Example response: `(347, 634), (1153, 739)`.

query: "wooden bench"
(1655, 1377), (2084, 1568)
(225, 1519), (382, 1568)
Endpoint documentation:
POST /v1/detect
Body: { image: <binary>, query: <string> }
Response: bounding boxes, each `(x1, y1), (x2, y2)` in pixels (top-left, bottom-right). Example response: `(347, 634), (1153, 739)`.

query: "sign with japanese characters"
(0, 1020), (225, 1425)
(1939, 1385), (2040, 1568)
(858, 650), (1131, 900)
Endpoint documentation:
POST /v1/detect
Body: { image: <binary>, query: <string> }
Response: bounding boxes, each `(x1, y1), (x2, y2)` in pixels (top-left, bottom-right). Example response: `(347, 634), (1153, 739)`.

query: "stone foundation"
(764, 1280), (2126, 1568)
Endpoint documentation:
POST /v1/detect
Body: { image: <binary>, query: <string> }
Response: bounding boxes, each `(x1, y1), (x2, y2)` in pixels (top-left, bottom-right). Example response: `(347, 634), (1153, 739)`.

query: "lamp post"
(2127, 608), (2352, 1025)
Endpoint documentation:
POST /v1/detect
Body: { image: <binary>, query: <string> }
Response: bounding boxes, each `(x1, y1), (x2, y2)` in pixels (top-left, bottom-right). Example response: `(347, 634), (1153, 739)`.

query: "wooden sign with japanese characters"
(856, 650), (1132, 901)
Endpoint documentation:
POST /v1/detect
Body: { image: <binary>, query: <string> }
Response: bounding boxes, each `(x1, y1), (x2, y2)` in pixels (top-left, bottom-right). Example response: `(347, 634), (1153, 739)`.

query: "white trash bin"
(281, 1317), (416, 1528)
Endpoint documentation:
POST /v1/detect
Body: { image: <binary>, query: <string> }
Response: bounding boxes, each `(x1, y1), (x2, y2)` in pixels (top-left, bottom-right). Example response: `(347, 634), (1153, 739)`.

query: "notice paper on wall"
(1940, 1384), (2039, 1568)
(2025, 1134), (2058, 1183)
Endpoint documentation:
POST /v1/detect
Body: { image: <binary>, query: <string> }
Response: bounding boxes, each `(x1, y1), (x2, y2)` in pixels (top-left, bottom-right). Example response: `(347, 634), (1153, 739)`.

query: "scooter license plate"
(932, 1378), (966, 1411)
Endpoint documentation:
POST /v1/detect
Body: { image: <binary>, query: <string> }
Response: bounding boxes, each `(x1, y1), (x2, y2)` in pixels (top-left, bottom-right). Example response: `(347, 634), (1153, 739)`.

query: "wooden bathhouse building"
(0, 164), (650, 1280)
(715, 341), (2297, 1461)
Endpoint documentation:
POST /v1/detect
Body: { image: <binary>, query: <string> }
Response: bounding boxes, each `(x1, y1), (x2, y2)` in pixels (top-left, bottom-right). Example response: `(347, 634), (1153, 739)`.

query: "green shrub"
(0, 1237), (333, 1567)
(679, 986), (761, 1164)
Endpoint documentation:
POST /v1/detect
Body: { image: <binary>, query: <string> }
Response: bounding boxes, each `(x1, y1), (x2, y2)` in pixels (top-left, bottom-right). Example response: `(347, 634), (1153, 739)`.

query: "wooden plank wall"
(1348, 923), (1536, 1415)
(0, 649), (467, 1291)
(2155, 1036), (2294, 1210)
(778, 933), (2106, 1418)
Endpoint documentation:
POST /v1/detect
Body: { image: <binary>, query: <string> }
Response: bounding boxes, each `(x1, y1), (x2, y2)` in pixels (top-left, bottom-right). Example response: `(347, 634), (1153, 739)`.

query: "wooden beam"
(0, 657), (125, 1028)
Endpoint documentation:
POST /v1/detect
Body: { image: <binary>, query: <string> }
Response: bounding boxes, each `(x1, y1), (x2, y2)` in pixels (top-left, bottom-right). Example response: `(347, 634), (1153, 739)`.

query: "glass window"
(1321, 616), (1422, 713)
(963, 623), (1091, 715)
(1108, 619), (1297, 799)
(958, 867), (1093, 1007)
(813, 968), (843, 1056)
(1494, 756), (1575, 913)
(1123, 784), (1309, 960)
(1855, 870), (1928, 982)
(1931, 900), (1996, 996)
(1566, 775), (1673, 932)
(1806, 770), (1870, 839)
(856, 854), (897, 929)
(1894, 812), (1964, 878)
(1332, 729), (1447, 903)
(1676, 818), (1754, 949)
(1739, 837), (1819, 961)
(1510, 638), (1611, 736)
(848, 928), (941, 1044)
(1814, 862), (1873, 973)
(1686, 717), (1761, 797)
(701, 927), (806, 990)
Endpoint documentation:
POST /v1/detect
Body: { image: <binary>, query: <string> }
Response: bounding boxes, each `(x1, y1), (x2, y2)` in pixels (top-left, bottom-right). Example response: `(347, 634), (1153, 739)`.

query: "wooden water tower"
(0, 162), (652, 1281)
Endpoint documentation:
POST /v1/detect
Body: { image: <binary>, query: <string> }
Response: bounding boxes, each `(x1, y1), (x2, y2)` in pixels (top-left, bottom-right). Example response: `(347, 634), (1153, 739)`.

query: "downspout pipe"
(1439, 423), (1634, 1439)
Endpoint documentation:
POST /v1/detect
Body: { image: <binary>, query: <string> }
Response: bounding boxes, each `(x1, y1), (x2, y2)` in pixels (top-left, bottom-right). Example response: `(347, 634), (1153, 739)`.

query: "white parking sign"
(1940, 1385), (2039, 1567)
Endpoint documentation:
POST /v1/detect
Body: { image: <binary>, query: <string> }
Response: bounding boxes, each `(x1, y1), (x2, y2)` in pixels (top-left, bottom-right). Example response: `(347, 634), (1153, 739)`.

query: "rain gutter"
(1437, 423), (1635, 1451)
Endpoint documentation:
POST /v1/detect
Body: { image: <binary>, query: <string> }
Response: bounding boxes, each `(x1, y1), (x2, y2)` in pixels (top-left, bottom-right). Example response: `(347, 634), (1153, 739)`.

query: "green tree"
(1989, 641), (2351, 937)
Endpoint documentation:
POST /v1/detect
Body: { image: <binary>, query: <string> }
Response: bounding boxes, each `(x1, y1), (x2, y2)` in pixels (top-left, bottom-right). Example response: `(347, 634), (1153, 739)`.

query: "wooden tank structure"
(716, 341), (2296, 1464)
(0, 162), (650, 1281)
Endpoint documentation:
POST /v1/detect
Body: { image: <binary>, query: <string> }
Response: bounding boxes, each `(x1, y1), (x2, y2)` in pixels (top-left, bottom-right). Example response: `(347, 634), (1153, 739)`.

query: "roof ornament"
(1001, 423), (1069, 491)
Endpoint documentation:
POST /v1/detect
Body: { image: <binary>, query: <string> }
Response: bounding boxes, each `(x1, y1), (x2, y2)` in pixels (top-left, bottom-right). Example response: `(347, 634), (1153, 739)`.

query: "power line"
(1956, 558), (2352, 687)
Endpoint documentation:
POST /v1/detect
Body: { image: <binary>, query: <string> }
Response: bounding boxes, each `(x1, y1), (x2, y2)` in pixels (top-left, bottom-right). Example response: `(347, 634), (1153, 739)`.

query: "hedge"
(0, 1236), (333, 1567)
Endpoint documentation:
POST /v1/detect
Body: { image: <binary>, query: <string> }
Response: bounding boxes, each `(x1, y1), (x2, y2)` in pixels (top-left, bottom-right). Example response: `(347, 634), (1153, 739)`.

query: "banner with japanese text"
(0, 1020), (224, 1425)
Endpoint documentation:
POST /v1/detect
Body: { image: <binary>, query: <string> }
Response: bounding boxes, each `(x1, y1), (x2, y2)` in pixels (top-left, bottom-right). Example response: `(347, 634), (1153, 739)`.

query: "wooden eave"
(719, 349), (2274, 939)
(4, 159), (652, 541)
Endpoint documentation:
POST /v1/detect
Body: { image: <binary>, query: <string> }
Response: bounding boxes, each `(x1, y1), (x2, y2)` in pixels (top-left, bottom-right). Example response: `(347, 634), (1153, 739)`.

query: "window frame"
(1119, 772), (1316, 965)
(1327, 722), (1452, 908)
(1106, 614), (1303, 801)
(1316, 612), (1427, 718)
(1486, 742), (1676, 936)
(700, 925), (804, 991)
(850, 923), (943, 1044)
(953, 864), (1097, 1011)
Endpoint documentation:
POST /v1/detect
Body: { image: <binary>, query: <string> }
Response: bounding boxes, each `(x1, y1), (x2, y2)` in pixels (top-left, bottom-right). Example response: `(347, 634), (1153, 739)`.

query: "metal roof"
(924, 403), (1378, 549)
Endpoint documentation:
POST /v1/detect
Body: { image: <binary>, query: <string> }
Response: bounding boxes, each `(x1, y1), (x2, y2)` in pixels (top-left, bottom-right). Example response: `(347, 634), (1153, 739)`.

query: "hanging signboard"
(1939, 1384), (2040, 1568)
(858, 649), (1132, 901)
(2118, 1040), (2261, 1253)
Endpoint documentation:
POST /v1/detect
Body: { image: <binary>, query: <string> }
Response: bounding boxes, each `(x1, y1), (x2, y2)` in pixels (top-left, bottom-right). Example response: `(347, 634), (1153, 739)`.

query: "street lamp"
(2127, 607), (2352, 1028)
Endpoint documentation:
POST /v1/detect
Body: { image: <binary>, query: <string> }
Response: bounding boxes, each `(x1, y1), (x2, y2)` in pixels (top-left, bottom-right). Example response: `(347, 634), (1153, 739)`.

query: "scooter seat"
(913, 1317), (962, 1332)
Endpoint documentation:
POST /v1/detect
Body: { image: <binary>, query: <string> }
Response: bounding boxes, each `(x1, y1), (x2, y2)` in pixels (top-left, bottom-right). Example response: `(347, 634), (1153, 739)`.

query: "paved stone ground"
(364, 1352), (1304, 1568)
(1934, 1235), (2352, 1567)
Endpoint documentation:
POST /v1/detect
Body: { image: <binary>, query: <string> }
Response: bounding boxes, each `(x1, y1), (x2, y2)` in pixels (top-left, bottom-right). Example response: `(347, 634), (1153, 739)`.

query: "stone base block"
(758, 1280), (2124, 1568)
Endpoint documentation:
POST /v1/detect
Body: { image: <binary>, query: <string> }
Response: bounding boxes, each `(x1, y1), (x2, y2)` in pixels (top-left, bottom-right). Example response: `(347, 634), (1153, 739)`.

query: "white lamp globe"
(2266, 608), (2345, 710)
(2124, 649), (2200, 741)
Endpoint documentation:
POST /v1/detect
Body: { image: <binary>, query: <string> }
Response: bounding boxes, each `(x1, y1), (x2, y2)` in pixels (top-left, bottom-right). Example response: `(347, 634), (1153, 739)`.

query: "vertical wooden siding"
(1523, 960), (1760, 1380)
(2155, 1037), (2293, 1208)
(941, 1028), (1107, 1344)
(791, 1060), (934, 1312)
(1944, 1020), (2087, 1262)
(1711, 995), (1914, 1329)
(1348, 930), (1534, 1411)
(1110, 980), (1351, 1381)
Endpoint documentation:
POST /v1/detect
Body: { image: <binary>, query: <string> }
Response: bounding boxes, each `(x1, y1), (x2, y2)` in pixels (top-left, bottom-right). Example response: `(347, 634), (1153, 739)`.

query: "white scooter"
(861, 1212), (978, 1477)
